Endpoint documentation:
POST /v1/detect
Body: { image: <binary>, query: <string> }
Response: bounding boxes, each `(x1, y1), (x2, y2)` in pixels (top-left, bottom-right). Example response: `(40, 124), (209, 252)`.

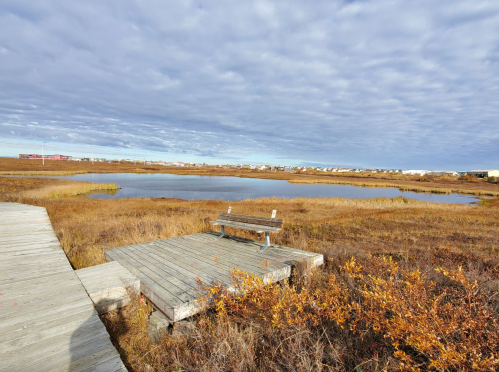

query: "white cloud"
(0, 0), (498, 168)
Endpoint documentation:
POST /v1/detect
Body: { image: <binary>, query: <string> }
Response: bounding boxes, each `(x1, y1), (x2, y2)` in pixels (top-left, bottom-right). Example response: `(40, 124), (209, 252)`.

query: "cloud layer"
(1, 0), (499, 168)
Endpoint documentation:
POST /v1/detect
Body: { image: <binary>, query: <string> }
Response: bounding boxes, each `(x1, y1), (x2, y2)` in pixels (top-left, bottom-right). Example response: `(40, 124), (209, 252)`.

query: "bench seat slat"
(210, 220), (281, 233)
(217, 212), (283, 228)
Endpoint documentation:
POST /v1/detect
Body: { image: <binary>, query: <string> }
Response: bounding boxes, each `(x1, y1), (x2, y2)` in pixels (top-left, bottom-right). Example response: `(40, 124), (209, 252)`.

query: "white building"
(467, 170), (499, 178)
(402, 170), (428, 176)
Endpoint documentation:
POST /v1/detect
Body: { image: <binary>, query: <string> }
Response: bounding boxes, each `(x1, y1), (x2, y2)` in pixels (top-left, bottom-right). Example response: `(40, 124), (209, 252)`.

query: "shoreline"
(1, 158), (499, 197)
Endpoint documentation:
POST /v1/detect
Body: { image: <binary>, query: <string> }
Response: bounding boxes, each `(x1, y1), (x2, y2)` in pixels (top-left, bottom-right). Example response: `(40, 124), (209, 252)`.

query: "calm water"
(53, 173), (478, 204)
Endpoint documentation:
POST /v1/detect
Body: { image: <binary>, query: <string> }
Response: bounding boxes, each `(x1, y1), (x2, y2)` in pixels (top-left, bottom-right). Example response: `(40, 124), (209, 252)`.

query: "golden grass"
(0, 176), (118, 202)
(1, 176), (498, 371)
(2, 157), (499, 196)
(289, 178), (499, 196)
(0, 170), (87, 176)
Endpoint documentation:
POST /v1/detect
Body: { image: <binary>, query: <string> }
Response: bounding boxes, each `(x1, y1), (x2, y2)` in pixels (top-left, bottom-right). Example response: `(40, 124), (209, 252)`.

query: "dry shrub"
(100, 288), (153, 371)
(154, 255), (498, 371)
(2, 157), (499, 196)
(459, 174), (480, 183)
(1, 176), (499, 370)
(345, 256), (499, 371)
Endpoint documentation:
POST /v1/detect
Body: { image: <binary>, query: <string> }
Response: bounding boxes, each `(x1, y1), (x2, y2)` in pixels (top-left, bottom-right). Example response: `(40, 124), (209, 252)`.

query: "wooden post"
(294, 259), (312, 284)
(271, 210), (277, 218)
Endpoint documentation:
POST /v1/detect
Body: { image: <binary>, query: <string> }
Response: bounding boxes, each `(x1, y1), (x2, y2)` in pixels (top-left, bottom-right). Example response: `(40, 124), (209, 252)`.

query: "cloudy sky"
(1, 0), (499, 169)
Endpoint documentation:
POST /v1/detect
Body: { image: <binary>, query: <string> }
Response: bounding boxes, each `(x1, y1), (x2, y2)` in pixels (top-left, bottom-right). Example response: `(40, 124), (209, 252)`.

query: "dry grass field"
(1, 174), (499, 371)
(2, 157), (499, 196)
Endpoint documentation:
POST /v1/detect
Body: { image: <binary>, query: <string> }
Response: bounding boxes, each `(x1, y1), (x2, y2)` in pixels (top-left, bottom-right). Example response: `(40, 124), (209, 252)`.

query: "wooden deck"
(76, 261), (140, 315)
(105, 232), (324, 322)
(0, 202), (127, 372)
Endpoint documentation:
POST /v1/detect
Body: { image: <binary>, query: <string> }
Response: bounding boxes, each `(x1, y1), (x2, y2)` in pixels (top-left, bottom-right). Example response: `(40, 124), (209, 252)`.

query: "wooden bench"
(210, 207), (284, 252)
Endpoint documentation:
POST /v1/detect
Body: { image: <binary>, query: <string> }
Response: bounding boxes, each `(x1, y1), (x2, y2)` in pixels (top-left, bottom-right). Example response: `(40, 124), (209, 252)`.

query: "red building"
(19, 154), (71, 160)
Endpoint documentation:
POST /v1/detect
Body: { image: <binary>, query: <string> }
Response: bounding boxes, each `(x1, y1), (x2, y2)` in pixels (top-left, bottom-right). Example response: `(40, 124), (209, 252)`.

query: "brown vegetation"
(1, 176), (498, 371)
(2, 157), (499, 196)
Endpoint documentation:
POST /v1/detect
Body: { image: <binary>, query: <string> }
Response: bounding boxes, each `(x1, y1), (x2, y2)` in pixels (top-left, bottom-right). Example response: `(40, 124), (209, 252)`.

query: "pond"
(53, 173), (478, 204)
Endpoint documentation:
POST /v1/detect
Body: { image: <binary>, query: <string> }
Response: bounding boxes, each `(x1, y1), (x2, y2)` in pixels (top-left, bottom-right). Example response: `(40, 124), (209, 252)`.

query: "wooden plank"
(75, 261), (129, 279)
(178, 235), (294, 269)
(202, 231), (324, 265)
(181, 235), (294, 283)
(0, 307), (95, 345)
(168, 236), (279, 275)
(38, 346), (122, 372)
(0, 246), (65, 258)
(0, 241), (65, 254)
(133, 243), (226, 286)
(115, 247), (196, 302)
(0, 266), (73, 285)
(0, 315), (109, 370)
(159, 238), (269, 277)
(191, 233), (310, 264)
(217, 212), (284, 227)
(123, 245), (202, 297)
(153, 240), (233, 279)
(0, 285), (90, 318)
(0, 301), (94, 337)
(0, 233), (59, 244)
(0, 203), (127, 371)
(14, 335), (114, 372)
(211, 220), (281, 232)
(102, 229), (323, 322)
(0, 311), (102, 353)
(106, 248), (188, 306)
(0, 272), (82, 300)
(76, 261), (140, 314)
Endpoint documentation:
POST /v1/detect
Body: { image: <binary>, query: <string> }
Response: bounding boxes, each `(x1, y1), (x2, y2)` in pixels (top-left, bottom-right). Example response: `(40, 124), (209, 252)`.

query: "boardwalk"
(105, 232), (323, 322)
(0, 203), (127, 372)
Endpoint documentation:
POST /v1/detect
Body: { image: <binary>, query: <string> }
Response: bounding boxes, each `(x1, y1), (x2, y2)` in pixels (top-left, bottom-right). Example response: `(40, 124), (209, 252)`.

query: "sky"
(1, 0), (499, 169)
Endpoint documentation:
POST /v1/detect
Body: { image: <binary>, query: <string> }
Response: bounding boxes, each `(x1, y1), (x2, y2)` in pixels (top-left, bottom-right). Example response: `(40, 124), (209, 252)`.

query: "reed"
(0, 176), (119, 202)
(1, 176), (498, 371)
(0, 170), (87, 176)
(2, 157), (499, 196)
(289, 178), (499, 196)
(19, 182), (119, 200)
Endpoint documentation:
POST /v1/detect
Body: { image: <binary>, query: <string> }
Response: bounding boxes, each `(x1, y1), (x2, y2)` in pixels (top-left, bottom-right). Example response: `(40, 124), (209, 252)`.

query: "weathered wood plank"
(177, 235), (293, 270)
(38, 346), (122, 372)
(76, 261), (139, 314)
(217, 212), (284, 227)
(211, 220), (281, 232)
(133, 243), (223, 286)
(0, 202), (127, 371)
(104, 231), (323, 322)
(0, 311), (102, 353)
(0, 300), (94, 337)
(106, 247), (189, 306)
(159, 238), (269, 277)
(123, 245), (201, 297)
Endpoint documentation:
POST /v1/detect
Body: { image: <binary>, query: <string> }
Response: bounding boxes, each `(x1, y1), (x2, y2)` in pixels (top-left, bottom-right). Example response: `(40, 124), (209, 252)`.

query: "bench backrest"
(218, 212), (284, 228)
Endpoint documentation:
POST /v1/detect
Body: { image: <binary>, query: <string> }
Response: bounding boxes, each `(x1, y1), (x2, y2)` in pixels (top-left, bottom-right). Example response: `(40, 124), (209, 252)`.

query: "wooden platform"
(105, 232), (324, 322)
(0, 202), (128, 372)
(76, 261), (140, 315)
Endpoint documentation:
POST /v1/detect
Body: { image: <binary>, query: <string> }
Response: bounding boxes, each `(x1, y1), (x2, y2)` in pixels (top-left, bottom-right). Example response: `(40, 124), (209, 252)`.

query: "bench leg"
(217, 225), (226, 240)
(258, 232), (271, 252)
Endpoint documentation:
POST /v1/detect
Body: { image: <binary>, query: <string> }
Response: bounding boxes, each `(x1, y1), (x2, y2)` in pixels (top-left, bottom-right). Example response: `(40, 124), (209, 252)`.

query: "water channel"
(52, 173), (478, 204)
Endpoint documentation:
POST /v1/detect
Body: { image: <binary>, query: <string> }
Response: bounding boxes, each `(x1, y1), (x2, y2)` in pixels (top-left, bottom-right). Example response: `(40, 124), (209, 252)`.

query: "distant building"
(402, 170), (428, 176)
(19, 154), (71, 161)
(466, 170), (499, 178)
(428, 171), (458, 177)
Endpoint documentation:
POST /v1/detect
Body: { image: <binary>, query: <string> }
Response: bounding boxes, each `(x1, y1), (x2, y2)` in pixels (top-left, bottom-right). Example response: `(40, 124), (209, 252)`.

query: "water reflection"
(52, 173), (478, 204)
(89, 188), (118, 196)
